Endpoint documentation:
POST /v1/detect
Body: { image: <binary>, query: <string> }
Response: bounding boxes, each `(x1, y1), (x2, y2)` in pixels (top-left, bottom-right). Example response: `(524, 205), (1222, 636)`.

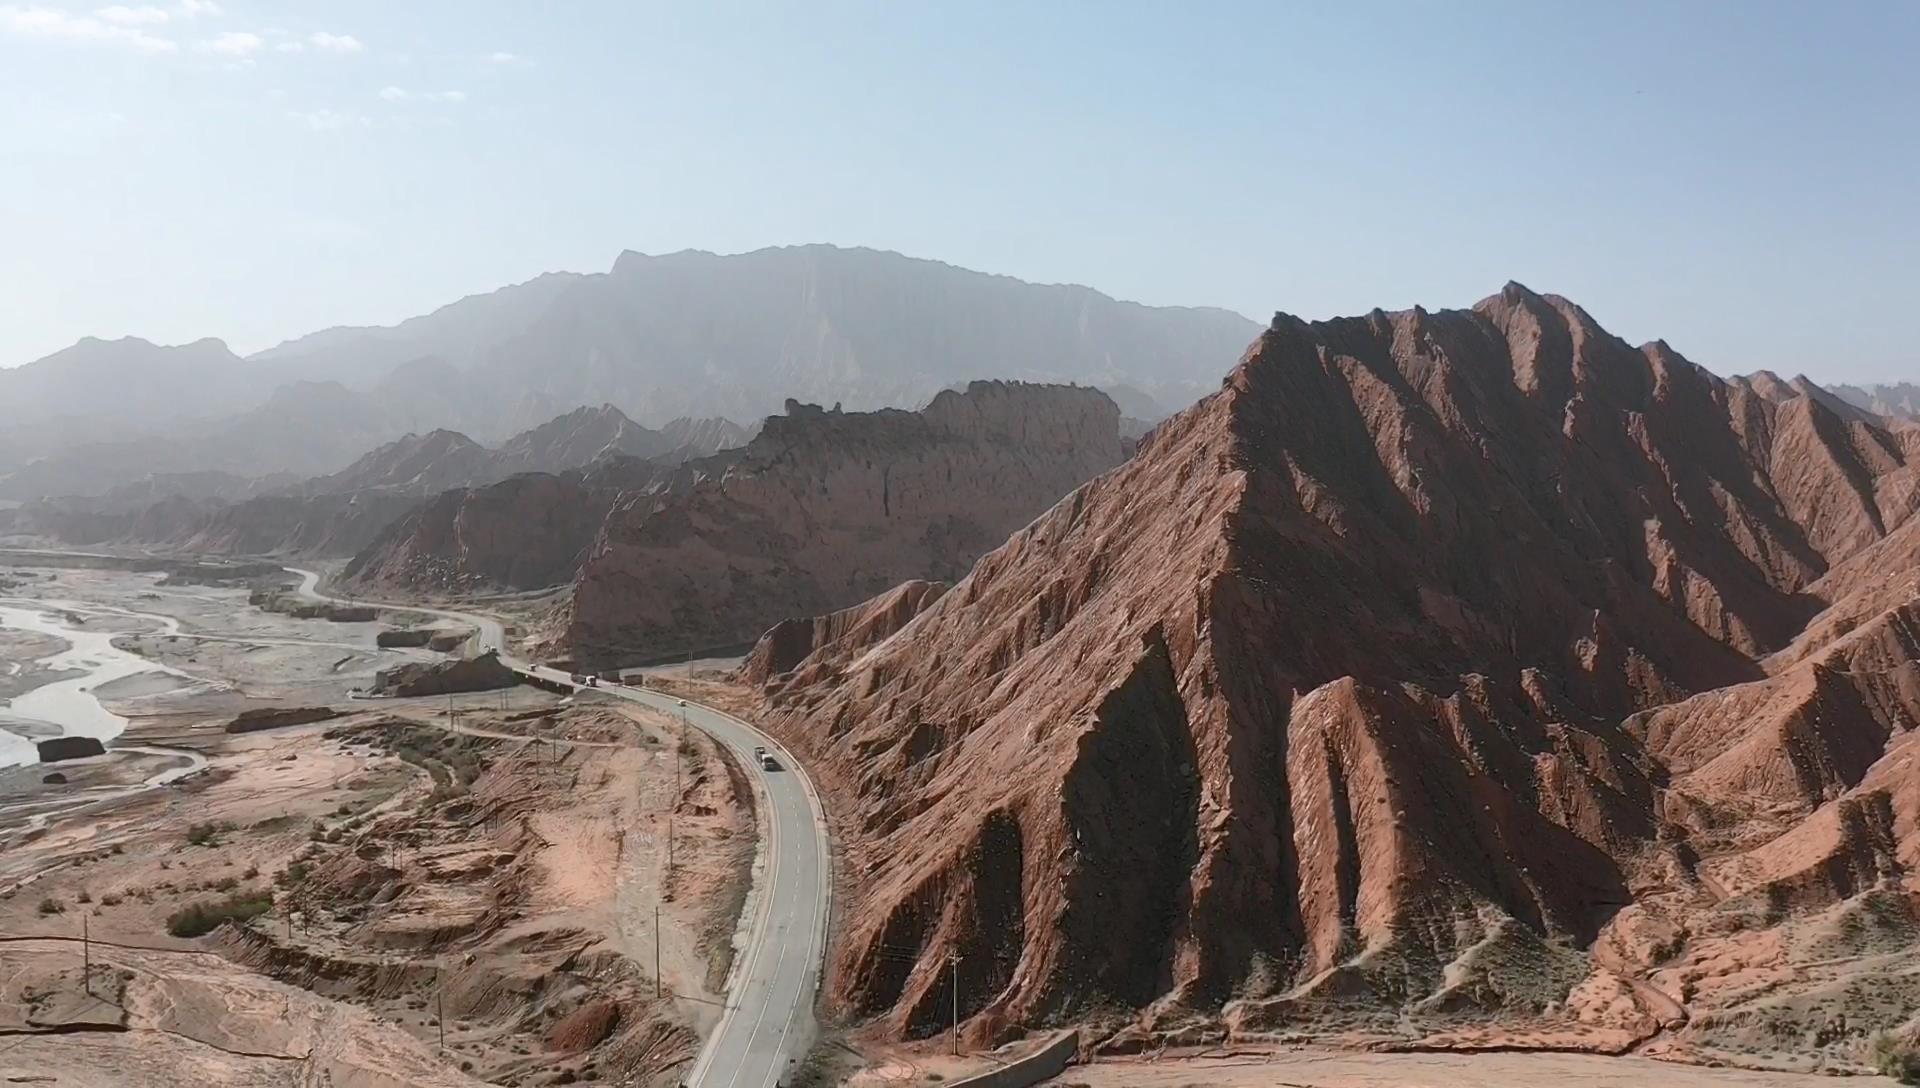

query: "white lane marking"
(721, 720), (791, 1088)
(761, 783), (814, 1088)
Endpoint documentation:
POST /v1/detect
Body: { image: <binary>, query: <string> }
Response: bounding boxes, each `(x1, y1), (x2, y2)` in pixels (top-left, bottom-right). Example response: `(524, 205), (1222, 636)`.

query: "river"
(0, 599), (196, 769)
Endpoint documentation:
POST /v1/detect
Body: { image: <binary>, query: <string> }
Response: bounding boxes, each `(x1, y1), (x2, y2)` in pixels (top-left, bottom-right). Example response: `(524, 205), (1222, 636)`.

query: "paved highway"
(288, 568), (829, 1088)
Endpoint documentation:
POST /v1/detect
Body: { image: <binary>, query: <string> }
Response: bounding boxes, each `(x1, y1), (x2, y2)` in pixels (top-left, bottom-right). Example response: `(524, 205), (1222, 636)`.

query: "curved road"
(287, 569), (829, 1088)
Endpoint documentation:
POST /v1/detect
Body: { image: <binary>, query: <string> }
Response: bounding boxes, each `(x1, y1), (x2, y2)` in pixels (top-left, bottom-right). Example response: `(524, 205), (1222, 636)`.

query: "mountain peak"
(749, 288), (1920, 1044)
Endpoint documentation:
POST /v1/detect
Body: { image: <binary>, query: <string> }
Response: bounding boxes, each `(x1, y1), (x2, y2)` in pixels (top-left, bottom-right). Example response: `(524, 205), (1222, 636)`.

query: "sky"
(3, 1), (1917, 384)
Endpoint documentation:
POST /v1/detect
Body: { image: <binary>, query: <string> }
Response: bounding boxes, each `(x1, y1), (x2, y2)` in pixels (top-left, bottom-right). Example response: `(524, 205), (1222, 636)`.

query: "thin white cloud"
(379, 86), (466, 104)
(272, 39), (300, 52)
(95, 4), (169, 25)
(289, 108), (366, 132)
(195, 28), (258, 55)
(485, 50), (520, 64)
(175, 0), (218, 15)
(0, 5), (177, 51)
(307, 30), (361, 53)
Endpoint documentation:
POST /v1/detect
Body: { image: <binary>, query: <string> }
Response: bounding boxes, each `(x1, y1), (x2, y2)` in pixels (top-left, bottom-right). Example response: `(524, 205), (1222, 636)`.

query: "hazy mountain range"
(0, 404), (748, 557)
(0, 245), (1258, 501)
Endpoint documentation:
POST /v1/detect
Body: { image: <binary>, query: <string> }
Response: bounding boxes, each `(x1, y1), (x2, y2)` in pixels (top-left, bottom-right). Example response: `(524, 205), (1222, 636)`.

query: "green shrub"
(1873, 1031), (1920, 1084)
(185, 821), (232, 847)
(36, 897), (62, 915)
(165, 890), (273, 938)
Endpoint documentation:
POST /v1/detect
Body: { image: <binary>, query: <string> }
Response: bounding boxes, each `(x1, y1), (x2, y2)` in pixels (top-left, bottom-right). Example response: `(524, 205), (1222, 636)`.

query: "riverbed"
(0, 598), (197, 767)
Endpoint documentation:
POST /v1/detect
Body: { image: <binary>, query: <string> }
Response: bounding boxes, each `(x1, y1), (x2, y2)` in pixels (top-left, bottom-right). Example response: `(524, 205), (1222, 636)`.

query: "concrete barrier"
(946, 1030), (1079, 1088)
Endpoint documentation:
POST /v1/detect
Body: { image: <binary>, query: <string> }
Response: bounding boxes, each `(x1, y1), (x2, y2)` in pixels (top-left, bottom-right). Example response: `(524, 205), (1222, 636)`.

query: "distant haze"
(0, 245), (1256, 500)
(2, 5), (1915, 383)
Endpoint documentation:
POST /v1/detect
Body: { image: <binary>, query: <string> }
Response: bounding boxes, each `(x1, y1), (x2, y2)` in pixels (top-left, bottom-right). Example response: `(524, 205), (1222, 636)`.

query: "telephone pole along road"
(288, 569), (830, 1088)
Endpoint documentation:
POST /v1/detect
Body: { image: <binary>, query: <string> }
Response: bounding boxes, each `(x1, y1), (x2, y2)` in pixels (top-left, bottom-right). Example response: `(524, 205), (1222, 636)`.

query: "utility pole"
(654, 905), (662, 998)
(81, 914), (90, 997)
(436, 964), (446, 1052)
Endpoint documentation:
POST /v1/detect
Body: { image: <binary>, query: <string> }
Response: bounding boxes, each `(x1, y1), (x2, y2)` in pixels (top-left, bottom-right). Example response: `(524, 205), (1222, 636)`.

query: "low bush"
(36, 897), (63, 915)
(185, 821), (232, 847)
(165, 889), (273, 938)
(1873, 1031), (1920, 1084)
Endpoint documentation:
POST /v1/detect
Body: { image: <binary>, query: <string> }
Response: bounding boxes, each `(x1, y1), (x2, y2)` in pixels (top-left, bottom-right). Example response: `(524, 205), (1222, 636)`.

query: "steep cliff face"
(750, 285), (1920, 1049)
(554, 382), (1129, 666)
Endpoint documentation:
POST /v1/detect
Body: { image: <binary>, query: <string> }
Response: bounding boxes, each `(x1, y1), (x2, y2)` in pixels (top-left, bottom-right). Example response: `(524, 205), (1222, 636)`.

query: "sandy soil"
(1040, 1049), (1892, 1087)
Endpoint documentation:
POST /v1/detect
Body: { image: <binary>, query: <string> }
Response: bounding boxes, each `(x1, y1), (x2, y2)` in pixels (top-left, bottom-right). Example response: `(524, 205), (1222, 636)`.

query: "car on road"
(757, 747), (779, 771)
(676, 698), (687, 707)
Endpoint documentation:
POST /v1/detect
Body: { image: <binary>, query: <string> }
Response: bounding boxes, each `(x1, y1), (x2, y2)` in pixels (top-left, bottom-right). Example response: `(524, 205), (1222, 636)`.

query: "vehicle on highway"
(677, 698), (687, 707)
(759, 750), (779, 771)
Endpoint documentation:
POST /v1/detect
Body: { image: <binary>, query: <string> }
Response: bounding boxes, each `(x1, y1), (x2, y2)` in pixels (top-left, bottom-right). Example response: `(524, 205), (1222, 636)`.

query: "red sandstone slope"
(341, 457), (674, 592)
(551, 381), (1130, 666)
(753, 285), (1920, 1051)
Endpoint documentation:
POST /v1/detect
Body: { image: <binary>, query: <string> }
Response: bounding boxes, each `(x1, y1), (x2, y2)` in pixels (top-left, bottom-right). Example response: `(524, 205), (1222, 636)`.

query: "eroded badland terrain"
(9, 279), (1920, 1088)
(1, 564), (754, 1087)
(743, 286), (1920, 1082)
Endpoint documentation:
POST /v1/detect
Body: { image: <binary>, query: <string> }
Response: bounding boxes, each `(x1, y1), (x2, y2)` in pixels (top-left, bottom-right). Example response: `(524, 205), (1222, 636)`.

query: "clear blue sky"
(3, 1), (1916, 383)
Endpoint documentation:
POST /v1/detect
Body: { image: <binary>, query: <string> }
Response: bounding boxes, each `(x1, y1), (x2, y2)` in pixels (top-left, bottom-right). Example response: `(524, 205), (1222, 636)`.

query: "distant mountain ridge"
(1832, 380), (1920, 422)
(0, 405), (748, 558)
(1, 245), (1257, 499)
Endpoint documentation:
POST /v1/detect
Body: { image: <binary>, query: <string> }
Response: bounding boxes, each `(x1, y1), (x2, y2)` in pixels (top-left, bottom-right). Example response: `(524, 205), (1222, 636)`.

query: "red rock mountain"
(750, 285), (1920, 1063)
(341, 456), (674, 593)
(552, 381), (1130, 666)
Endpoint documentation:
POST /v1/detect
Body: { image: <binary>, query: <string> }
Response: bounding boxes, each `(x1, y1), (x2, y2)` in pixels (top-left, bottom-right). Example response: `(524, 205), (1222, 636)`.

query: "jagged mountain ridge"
(1832, 380), (1920, 423)
(0, 406), (745, 559)
(747, 284), (1920, 1055)
(534, 381), (1133, 665)
(3, 246), (1255, 499)
(339, 456), (676, 593)
(262, 245), (1259, 430)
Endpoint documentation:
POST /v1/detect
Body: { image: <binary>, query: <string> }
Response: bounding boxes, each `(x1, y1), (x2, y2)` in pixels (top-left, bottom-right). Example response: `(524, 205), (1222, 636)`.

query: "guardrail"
(944, 1030), (1079, 1088)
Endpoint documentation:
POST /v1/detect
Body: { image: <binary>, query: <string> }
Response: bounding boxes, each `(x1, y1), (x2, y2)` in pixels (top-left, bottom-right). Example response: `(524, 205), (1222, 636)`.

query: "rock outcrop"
(371, 652), (518, 697)
(555, 382), (1130, 667)
(225, 706), (341, 733)
(752, 285), (1920, 1053)
(250, 590), (377, 623)
(37, 737), (106, 762)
